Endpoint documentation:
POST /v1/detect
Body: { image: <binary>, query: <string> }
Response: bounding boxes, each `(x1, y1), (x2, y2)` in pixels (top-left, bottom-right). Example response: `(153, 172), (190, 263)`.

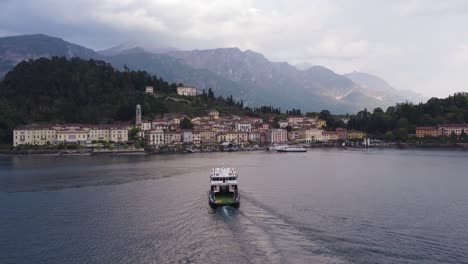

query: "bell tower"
(136, 104), (142, 126)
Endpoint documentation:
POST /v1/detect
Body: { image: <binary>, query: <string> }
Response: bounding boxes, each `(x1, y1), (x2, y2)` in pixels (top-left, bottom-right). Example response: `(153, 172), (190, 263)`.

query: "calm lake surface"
(1, 149), (468, 264)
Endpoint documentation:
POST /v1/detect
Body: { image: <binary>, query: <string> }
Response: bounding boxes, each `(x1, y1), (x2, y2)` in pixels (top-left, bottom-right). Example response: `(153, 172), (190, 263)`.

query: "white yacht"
(209, 166), (240, 208)
(266, 144), (288, 151)
(277, 146), (307, 152)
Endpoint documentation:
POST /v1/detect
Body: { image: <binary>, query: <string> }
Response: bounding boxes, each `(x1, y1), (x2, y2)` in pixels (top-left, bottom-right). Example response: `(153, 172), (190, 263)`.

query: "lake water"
(1, 149), (468, 264)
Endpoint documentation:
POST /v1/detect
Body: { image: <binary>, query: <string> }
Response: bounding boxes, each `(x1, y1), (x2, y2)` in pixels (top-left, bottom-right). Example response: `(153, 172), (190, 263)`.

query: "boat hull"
(277, 149), (307, 152)
(209, 192), (240, 208)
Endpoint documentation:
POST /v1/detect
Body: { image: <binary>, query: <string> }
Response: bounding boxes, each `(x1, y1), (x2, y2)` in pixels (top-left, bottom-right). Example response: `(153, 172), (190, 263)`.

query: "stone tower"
(136, 104), (142, 126)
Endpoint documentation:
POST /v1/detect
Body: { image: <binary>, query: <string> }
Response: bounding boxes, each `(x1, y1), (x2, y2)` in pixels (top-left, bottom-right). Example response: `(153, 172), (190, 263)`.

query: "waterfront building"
(248, 132), (261, 143)
(347, 130), (366, 140)
(145, 129), (165, 146)
(336, 128), (348, 141)
(13, 125), (56, 147)
(200, 131), (217, 144)
(415, 126), (440, 138)
(296, 127), (322, 143)
(109, 126), (128, 143)
(217, 132), (249, 144)
(322, 131), (339, 142)
(192, 132), (201, 145)
(56, 126), (88, 145)
(164, 132), (181, 145)
(260, 132), (267, 145)
(177, 86), (198, 96)
(88, 125), (128, 143)
(181, 130), (193, 144)
(266, 129), (288, 143)
(438, 124), (468, 136)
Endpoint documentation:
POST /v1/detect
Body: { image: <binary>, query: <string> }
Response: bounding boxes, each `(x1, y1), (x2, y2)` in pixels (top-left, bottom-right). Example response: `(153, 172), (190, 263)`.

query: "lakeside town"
(9, 86), (468, 154)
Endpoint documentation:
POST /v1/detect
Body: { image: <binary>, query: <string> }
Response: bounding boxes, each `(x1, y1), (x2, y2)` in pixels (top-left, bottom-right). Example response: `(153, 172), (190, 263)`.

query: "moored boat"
(266, 144), (288, 151)
(209, 166), (240, 208)
(277, 146), (307, 152)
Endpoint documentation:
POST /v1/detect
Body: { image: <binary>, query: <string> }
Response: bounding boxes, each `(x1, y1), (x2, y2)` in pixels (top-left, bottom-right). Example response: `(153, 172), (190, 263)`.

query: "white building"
(193, 132), (201, 145)
(145, 129), (165, 146)
(177, 86), (197, 96)
(266, 129), (288, 144)
(278, 120), (289, 128)
(181, 130), (193, 143)
(439, 124), (468, 136)
(208, 109), (219, 120)
(13, 124), (129, 147)
(140, 121), (152, 131)
(88, 125), (128, 143)
(13, 125), (56, 147)
(145, 86), (154, 94)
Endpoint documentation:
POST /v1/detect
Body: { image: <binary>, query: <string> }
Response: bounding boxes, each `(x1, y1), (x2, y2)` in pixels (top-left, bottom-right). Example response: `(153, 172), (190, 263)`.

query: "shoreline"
(1, 143), (468, 156)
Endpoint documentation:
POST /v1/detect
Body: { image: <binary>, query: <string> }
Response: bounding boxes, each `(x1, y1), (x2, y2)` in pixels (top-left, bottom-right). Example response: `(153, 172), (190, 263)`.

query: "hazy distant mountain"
(98, 42), (178, 56)
(0, 34), (99, 77)
(294, 62), (315, 71)
(165, 48), (388, 112)
(344, 71), (426, 105)
(105, 51), (255, 103)
(0, 34), (424, 113)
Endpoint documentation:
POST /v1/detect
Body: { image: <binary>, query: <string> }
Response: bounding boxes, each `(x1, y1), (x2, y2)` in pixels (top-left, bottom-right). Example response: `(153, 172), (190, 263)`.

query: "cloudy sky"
(1, 0), (468, 98)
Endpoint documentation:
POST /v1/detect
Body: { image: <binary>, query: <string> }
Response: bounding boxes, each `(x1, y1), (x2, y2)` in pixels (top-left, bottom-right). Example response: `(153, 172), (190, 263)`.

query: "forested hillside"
(346, 93), (468, 139)
(0, 57), (253, 144)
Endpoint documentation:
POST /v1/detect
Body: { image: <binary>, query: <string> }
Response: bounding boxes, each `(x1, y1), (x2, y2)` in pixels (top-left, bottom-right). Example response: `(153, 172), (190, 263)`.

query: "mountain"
(0, 34), (422, 113)
(344, 71), (426, 105)
(165, 48), (386, 112)
(98, 42), (178, 56)
(104, 50), (254, 103)
(0, 34), (99, 77)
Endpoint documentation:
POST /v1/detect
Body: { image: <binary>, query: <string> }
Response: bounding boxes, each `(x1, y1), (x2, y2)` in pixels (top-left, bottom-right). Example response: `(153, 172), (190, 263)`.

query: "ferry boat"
(209, 167), (240, 208)
(266, 144), (288, 151)
(277, 146), (307, 152)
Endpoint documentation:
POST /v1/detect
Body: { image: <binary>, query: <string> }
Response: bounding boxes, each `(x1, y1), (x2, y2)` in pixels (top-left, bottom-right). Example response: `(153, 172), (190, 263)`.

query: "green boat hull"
(209, 192), (240, 208)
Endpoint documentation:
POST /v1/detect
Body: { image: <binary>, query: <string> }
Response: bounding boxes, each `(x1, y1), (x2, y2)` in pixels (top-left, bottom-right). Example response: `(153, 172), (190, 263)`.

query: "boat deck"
(214, 193), (236, 204)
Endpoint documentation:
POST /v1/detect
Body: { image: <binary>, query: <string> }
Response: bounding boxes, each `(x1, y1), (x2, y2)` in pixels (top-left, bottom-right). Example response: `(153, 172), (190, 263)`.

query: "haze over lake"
(1, 149), (468, 263)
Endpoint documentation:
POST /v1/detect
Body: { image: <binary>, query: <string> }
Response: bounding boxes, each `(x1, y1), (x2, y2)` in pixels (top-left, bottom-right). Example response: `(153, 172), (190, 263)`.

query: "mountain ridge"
(0, 34), (422, 113)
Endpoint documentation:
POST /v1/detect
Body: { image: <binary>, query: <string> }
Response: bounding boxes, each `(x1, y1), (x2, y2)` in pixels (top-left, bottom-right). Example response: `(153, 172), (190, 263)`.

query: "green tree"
(461, 129), (466, 142)
(129, 127), (141, 141)
(180, 118), (194, 129)
(384, 131), (395, 141)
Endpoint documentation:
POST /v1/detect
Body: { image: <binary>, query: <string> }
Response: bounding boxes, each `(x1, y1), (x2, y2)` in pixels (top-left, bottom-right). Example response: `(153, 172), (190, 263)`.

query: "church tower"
(136, 104), (142, 126)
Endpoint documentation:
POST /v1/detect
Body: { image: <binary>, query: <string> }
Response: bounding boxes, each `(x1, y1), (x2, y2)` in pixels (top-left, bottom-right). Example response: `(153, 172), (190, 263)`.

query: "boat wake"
(213, 192), (347, 264)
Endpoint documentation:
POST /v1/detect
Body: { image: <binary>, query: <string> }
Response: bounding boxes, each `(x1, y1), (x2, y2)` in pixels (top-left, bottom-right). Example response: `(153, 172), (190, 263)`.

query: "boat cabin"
(209, 167), (239, 206)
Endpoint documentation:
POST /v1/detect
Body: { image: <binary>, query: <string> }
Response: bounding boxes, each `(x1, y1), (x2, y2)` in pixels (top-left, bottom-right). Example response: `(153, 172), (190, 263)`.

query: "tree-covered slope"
(0, 57), (172, 143)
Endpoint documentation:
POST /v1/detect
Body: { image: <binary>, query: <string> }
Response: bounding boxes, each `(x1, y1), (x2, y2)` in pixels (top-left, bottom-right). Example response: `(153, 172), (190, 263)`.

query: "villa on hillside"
(177, 86), (198, 96)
